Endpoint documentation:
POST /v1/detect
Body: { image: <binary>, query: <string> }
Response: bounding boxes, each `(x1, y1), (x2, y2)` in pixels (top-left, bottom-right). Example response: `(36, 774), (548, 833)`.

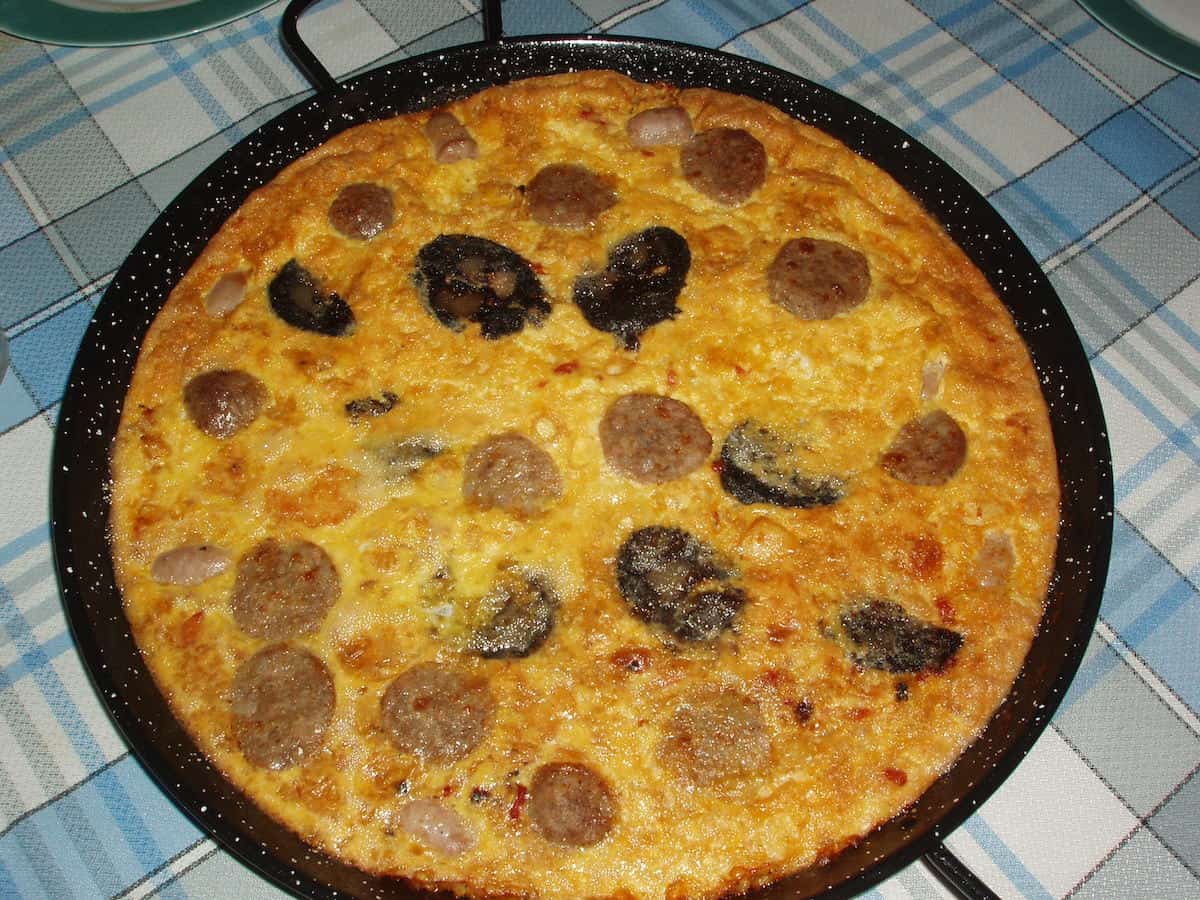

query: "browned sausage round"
(680, 128), (766, 205)
(880, 410), (967, 486)
(462, 432), (563, 516)
(599, 394), (712, 484)
(183, 369), (267, 439)
(229, 643), (335, 770)
(230, 539), (340, 640)
(658, 688), (770, 785)
(328, 183), (394, 240)
(528, 762), (616, 846)
(384, 667), (496, 763)
(767, 238), (871, 319)
(526, 163), (617, 229)
(380, 662), (494, 763)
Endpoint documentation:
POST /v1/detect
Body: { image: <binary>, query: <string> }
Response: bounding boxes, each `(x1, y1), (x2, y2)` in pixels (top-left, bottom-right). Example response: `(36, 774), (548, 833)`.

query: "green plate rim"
(0, 0), (275, 47)
(1076, 0), (1200, 78)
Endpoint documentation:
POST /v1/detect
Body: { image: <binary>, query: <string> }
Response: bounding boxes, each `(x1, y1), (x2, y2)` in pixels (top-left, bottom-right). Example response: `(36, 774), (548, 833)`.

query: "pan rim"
(52, 32), (1113, 900)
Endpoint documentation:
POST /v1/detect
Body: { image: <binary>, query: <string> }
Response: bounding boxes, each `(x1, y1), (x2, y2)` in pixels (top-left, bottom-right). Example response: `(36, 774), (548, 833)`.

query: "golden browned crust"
(110, 71), (1058, 899)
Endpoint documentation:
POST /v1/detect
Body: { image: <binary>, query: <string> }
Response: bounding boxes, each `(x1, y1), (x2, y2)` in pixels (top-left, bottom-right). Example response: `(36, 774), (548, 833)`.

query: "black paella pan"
(51, 1), (1113, 897)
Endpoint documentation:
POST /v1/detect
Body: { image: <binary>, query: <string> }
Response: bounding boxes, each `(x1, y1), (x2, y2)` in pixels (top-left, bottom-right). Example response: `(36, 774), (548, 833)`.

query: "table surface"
(1, 1), (1197, 898)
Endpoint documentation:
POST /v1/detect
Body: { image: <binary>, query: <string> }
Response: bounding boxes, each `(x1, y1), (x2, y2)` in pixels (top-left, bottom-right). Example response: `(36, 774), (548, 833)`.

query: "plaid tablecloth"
(1, 1), (1197, 897)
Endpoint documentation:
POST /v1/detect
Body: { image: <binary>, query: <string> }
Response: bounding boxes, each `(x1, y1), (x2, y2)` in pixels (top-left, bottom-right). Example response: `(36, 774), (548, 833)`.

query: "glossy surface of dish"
(109, 71), (1059, 899)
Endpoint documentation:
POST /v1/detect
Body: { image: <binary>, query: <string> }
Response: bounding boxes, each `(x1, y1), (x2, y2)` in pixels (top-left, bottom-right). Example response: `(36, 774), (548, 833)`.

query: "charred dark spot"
(573, 226), (690, 350)
(469, 787), (490, 804)
(841, 599), (963, 674)
(719, 421), (845, 508)
(795, 699), (814, 723)
(615, 526), (744, 641)
(469, 569), (558, 659)
(895, 681), (909, 702)
(414, 235), (549, 339)
(344, 390), (399, 421)
(395, 779), (411, 796)
(268, 259), (355, 336)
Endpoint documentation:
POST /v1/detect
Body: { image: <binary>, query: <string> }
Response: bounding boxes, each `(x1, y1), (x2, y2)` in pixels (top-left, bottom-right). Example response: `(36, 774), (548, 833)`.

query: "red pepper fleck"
(936, 596), (957, 625)
(640, 149), (654, 157)
(849, 707), (872, 721)
(535, 379), (548, 389)
(440, 782), (457, 798)
(609, 647), (651, 672)
(508, 783), (529, 820)
(733, 363), (748, 376)
(883, 767), (908, 786)
(666, 368), (678, 387)
(553, 360), (579, 375)
(767, 624), (794, 644)
(178, 610), (204, 645)
(530, 261), (546, 275)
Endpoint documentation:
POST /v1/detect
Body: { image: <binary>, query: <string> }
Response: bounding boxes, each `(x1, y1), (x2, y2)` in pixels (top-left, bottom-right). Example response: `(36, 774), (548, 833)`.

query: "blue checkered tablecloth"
(1, 1), (1196, 897)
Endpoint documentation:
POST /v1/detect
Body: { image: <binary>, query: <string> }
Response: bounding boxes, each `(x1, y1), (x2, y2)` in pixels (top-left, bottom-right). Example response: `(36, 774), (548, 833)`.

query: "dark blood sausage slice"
(599, 393), (712, 484)
(469, 569), (559, 659)
(658, 689), (770, 785)
(526, 163), (617, 229)
(344, 390), (399, 421)
(268, 259), (355, 336)
(615, 526), (744, 641)
(574, 226), (690, 350)
(880, 409), (968, 486)
(230, 643), (335, 770)
(719, 421), (845, 508)
(183, 369), (267, 439)
(230, 539), (340, 640)
(767, 238), (871, 320)
(680, 127), (767, 206)
(841, 599), (964, 673)
(328, 182), (394, 240)
(414, 235), (549, 339)
(528, 762), (616, 846)
(463, 432), (563, 517)
(380, 663), (494, 763)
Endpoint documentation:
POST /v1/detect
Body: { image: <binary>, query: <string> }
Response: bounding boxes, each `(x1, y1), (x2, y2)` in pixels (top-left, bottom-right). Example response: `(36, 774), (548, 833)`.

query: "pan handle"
(281, 0), (506, 92)
(924, 843), (1000, 900)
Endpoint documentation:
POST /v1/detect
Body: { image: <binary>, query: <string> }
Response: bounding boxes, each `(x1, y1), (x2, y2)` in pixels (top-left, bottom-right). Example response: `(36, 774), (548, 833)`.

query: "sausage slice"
(599, 394), (712, 484)
(658, 689), (770, 785)
(230, 643), (335, 770)
(680, 128), (766, 205)
(880, 410), (967, 486)
(841, 599), (963, 673)
(268, 259), (355, 336)
(463, 432), (562, 517)
(328, 183), (394, 240)
(414, 235), (549, 339)
(230, 539), (340, 640)
(151, 544), (231, 585)
(626, 106), (693, 147)
(615, 526), (744, 641)
(573, 226), (691, 350)
(526, 163), (617, 229)
(529, 762), (616, 846)
(768, 238), (871, 319)
(395, 799), (477, 855)
(183, 369), (267, 439)
(469, 569), (558, 659)
(381, 663), (494, 763)
(424, 111), (478, 163)
(719, 421), (845, 508)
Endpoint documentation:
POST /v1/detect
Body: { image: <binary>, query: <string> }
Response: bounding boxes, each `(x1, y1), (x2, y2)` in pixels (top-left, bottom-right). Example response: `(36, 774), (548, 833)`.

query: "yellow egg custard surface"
(110, 71), (1059, 899)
